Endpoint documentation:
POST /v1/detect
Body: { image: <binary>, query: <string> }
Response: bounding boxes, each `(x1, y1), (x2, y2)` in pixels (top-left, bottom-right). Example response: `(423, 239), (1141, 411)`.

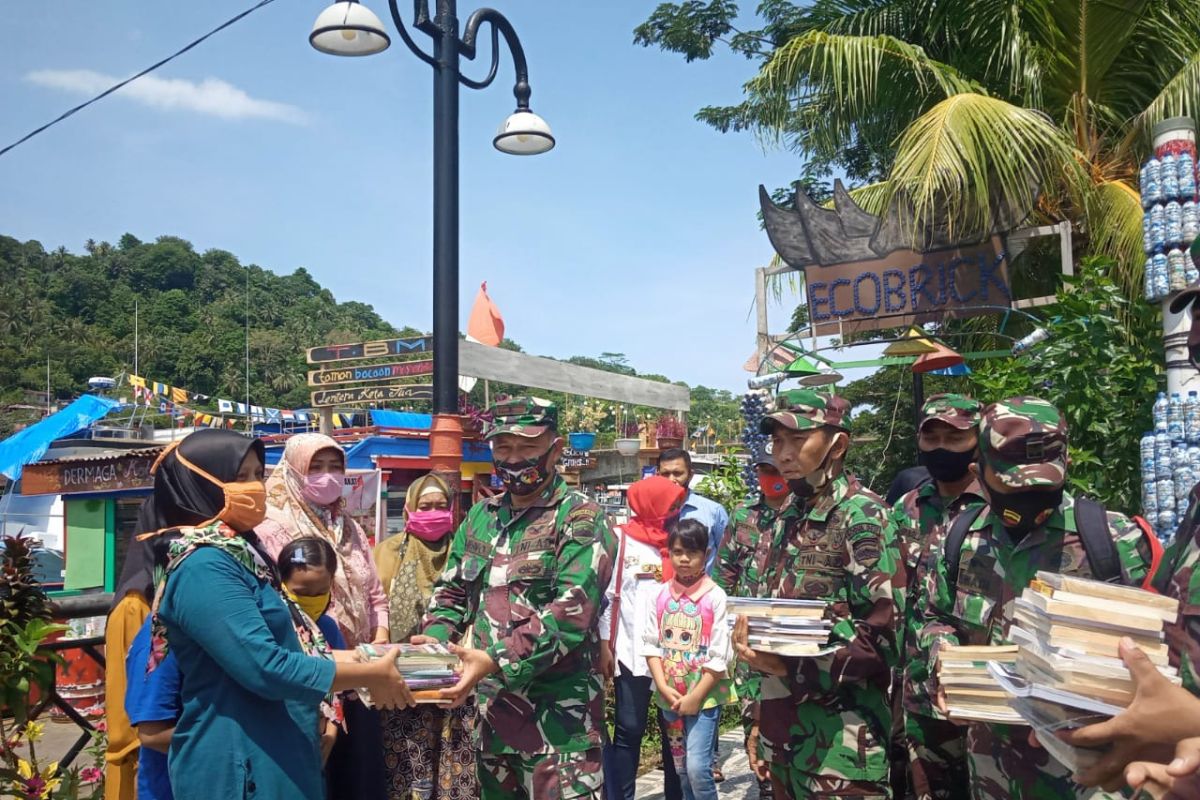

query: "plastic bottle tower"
(740, 391), (772, 492)
(1139, 116), (1200, 541)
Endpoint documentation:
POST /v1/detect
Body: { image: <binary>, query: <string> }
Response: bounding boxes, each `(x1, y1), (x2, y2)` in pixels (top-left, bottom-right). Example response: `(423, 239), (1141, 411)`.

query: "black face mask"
(988, 486), (1064, 536)
(918, 447), (975, 483)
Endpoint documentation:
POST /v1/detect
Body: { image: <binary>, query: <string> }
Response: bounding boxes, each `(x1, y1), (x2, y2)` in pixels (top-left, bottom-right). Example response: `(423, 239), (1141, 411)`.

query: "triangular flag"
(467, 281), (505, 346)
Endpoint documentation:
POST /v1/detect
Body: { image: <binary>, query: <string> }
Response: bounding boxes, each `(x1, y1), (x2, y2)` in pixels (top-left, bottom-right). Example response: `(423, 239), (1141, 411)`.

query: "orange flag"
(467, 282), (505, 346)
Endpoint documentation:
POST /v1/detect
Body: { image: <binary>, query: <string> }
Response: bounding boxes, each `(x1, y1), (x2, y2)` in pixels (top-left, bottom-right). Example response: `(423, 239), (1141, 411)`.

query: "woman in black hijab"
(140, 429), (413, 800)
(112, 430), (267, 609)
(104, 429), (268, 797)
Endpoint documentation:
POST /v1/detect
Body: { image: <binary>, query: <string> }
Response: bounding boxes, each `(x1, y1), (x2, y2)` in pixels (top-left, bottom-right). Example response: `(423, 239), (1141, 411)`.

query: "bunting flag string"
(126, 374), (312, 427)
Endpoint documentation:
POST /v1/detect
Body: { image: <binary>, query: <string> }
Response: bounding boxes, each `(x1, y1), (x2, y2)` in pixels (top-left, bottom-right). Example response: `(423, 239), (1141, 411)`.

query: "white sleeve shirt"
(600, 529), (668, 678)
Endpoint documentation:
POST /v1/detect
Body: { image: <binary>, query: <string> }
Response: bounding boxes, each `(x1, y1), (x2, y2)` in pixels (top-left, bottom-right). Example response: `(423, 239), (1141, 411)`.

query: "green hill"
(0, 233), (744, 441)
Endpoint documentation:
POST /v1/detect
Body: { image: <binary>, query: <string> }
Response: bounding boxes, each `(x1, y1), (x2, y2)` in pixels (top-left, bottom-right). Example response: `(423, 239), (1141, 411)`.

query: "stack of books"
(729, 597), (833, 656)
(936, 644), (1024, 723)
(356, 642), (460, 704)
(1005, 571), (1181, 710)
(986, 572), (1183, 772)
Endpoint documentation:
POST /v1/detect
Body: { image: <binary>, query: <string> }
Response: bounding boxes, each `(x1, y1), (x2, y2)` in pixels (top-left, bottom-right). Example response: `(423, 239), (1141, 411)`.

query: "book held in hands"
(729, 597), (834, 657)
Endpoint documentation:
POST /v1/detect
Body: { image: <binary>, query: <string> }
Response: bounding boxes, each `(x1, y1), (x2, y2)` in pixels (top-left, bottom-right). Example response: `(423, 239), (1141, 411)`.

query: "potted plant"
(614, 418), (641, 457)
(561, 400), (606, 452)
(656, 415), (686, 450)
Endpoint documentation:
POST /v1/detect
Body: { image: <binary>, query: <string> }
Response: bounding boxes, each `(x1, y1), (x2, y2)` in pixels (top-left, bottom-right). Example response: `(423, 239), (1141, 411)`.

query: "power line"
(0, 0), (278, 159)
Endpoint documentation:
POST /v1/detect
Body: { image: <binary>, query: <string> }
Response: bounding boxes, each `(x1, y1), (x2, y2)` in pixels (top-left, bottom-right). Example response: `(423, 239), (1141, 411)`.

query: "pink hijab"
(265, 433), (372, 644)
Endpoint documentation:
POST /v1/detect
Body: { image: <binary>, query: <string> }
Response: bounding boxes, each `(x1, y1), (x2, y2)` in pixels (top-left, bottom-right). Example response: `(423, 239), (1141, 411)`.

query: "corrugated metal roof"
(33, 447), (164, 466)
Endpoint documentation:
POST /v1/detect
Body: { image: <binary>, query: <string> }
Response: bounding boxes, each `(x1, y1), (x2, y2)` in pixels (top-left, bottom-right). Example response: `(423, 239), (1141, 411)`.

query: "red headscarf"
(622, 475), (687, 581)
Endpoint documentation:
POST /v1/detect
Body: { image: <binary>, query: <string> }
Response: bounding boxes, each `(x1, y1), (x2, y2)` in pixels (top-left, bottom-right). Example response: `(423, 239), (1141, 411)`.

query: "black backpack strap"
(1074, 497), (1125, 585)
(942, 504), (985, 594)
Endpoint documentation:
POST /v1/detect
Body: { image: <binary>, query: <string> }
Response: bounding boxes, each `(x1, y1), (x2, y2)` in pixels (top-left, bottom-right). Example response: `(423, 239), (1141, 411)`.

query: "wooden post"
(755, 267), (770, 367)
(319, 407), (334, 435)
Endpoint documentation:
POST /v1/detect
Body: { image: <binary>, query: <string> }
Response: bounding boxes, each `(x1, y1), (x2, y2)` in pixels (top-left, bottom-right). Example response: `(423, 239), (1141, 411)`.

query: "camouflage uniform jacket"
(917, 492), (1153, 798)
(1161, 483), (1200, 695)
(715, 495), (788, 709)
(757, 473), (905, 782)
(422, 476), (616, 756)
(891, 479), (986, 716)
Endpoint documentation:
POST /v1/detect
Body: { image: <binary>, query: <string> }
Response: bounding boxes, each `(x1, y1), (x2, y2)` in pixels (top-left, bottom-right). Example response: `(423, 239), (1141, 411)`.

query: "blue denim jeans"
(660, 707), (720, 800)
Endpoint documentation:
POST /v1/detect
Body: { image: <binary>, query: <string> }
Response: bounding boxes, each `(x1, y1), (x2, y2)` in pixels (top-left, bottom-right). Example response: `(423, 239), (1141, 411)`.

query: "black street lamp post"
(310, 0), (553, 475)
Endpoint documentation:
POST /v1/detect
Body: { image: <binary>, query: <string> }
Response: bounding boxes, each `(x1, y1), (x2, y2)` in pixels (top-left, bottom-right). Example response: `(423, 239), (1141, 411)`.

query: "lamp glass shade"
(883, 327), (938, 357)
(784, 355), (821, 376)
(494, 110), (555, 155)
(930, 362), (972, 376)
(912, 340), (964, 374)
(310, 1), (391, 56)
(798, 367), (844, 387)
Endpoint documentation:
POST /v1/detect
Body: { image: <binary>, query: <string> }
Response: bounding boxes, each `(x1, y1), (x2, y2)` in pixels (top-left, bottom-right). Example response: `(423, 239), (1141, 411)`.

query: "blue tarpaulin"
(369, 410), (432, 429)
(0, 395), (119, 480)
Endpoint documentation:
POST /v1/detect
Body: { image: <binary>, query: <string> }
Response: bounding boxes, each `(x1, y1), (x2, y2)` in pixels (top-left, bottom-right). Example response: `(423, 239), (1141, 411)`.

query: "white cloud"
(27, 69), (308, 125)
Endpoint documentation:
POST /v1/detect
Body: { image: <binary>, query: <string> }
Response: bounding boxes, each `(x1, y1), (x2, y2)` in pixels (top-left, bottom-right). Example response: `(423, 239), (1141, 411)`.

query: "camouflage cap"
(919, 393), (982, 432)
(759, 389), (850, 434)
(486, 396), (558, 439)
(979, 396), (1068, 489)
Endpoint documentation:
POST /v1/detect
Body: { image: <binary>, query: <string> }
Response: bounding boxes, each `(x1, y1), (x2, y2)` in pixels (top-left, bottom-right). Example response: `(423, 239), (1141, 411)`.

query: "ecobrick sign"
(759, 183), (1015, 335)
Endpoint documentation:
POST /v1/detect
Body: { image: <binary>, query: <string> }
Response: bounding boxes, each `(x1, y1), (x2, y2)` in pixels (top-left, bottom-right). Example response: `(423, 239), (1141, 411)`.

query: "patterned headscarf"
(387, 473), (454, 642)
(265, 433), (372, 645)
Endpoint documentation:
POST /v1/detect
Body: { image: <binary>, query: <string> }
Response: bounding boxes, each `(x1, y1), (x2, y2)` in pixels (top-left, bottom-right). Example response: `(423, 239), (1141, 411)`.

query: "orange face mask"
(139, 442), (267, 537)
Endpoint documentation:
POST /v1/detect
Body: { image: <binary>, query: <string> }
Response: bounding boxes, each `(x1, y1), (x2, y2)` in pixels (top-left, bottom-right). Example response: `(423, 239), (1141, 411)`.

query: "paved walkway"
(635, 729), (764, 799)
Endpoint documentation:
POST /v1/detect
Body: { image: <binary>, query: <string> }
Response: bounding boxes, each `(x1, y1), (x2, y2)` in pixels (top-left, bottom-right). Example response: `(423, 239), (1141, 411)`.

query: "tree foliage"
(968, 257), (1162, 513)
(0, 234), (415, 435)
(637, 0), (1200, 296)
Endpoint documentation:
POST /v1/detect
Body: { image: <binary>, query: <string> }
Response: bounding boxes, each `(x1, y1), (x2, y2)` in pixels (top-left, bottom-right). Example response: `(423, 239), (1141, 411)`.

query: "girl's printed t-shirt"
(641, 576), (737, 711)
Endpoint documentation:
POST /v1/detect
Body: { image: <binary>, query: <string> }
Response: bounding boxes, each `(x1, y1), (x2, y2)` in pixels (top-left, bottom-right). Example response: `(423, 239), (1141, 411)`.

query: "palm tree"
(742, 0), (1200, 294)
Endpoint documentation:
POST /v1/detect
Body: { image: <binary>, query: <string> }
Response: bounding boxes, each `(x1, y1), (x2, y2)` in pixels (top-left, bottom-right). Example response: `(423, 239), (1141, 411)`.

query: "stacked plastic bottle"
(1142, 143), (1200, 301)
(740, 391), (772, 490)
(1141, 391), (1200, 541)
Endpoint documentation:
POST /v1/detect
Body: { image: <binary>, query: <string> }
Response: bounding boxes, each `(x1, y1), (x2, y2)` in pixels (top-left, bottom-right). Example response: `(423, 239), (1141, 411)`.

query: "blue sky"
(0, 1), (808, 393)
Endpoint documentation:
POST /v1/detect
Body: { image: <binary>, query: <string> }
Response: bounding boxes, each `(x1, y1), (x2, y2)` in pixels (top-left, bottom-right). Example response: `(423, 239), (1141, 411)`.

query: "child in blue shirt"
(125, 617), (182, 800)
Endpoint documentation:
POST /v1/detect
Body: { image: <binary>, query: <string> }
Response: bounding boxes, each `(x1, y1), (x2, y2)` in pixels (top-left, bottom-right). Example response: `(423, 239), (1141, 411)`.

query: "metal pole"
(432, 1), (460, 417)
(912, 371), (925, 432)
(428, 0), (465, 489)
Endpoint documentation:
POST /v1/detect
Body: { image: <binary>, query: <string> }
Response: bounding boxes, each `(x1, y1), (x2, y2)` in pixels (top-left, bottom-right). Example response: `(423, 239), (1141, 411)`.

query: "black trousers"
(326, 697), (387, 800)
(602, 665), (682, 800)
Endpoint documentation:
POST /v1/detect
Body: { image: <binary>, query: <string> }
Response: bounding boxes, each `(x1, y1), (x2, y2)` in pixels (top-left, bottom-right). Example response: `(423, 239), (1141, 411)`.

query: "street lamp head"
(310, 1), (391, 57)
(494, 110), (555, 156)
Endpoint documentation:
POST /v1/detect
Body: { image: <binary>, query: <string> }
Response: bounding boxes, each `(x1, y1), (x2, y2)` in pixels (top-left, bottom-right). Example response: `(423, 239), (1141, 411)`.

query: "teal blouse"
(159, 546), (337, 800)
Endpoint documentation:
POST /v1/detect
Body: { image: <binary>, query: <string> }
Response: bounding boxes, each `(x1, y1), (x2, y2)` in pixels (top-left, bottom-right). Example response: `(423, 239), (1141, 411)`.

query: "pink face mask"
(302, 472), (344, 506)
(406, 509), (454, 541)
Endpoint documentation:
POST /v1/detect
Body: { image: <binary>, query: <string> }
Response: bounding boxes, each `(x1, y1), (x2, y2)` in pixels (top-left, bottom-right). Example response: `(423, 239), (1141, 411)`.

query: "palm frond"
(1082, 178), (1144, 297)
(1131, 51), (1200, 140)
(883, 93), (1085, 244)
(746, 29), (985, 172)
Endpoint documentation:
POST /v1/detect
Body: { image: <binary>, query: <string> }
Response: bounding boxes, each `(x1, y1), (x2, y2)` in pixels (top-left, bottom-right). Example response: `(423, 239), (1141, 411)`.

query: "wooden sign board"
(804, 237), (1010, 335)
(560, 448), (598, 471)
(310, 383), (433, 408)
(21, 450), (160, 496)
(308, 358), (434, 387)
(306, 336), (433, 365)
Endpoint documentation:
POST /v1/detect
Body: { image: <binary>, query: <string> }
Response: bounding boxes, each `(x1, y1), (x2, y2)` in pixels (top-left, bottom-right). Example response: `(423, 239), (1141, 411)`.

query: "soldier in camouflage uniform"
(420, 397), (616, 800)
(917, 397), (1154, 799)
(890, 394), (984, 800)
(733, 389), (905, 799)
(715, 453), (792, 799)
